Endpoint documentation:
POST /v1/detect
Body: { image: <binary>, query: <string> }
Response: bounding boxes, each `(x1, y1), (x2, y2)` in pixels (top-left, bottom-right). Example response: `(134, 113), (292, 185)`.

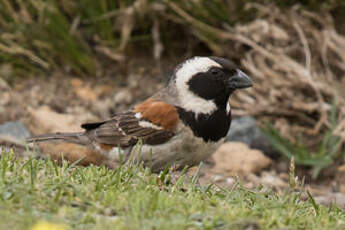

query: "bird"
(27, 56), (253, 172)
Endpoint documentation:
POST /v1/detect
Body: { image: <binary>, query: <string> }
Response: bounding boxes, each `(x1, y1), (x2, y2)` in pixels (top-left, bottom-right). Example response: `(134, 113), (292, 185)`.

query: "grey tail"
(26, 132), (87, 145)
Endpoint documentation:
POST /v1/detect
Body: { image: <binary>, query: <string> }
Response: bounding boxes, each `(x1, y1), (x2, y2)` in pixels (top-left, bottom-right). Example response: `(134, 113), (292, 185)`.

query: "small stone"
(279, 172), (289, 181)
(340, 185), (345, 193)
(0, 121), (31, 141)
(226, 116), (278, 158)
(260, 171), (286, 187)
(0, 121), (31, 156)
(226, 177), (236, 185)
(95, 85), (113, 97)
(70, 78), (98, 102)
(212, 142), (271, 175)
(338, 165), (345, 172)
(314, 193), (345, 209)
(70, 78), (83, 88)
(113, 89), (133, 104)
(227, 116), (258, 144)
(28, 106), (83, 133)
(335, 165), (345, 193)
(212, 175), (225, 182)
(0, 92), (11, 106)
(75, 86), (98, 102)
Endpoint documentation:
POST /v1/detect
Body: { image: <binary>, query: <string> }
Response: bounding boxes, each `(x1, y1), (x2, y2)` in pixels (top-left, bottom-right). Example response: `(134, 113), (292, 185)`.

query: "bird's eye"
(210, 68), (222, 76)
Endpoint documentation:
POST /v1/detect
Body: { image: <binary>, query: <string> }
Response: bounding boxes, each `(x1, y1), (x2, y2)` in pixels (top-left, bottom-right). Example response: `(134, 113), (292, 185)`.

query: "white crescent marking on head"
(175, 57), (221, 115)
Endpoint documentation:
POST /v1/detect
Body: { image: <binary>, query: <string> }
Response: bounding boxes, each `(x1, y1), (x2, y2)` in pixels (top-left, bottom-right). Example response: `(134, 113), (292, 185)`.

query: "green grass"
(0, 150), (345, 230)
(262, 102), (344, 179)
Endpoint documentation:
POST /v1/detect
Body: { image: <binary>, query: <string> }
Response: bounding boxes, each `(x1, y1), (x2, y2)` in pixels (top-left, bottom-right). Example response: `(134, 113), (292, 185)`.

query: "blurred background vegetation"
(1, 0), (345, 78)
(1, 0), (345, 179)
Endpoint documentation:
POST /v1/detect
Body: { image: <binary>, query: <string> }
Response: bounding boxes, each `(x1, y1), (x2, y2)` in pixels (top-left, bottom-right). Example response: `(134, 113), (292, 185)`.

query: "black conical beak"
(228, 69), (253, 90)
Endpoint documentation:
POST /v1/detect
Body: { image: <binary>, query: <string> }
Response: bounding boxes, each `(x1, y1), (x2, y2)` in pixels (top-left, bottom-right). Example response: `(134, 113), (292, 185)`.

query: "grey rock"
(314, 193), (345, 209)
(226, 116), (278, 158)
(0, 121), (31, 141)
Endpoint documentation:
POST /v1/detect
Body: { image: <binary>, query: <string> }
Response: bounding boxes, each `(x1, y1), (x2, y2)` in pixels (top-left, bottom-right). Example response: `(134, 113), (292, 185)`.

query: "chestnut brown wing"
(81, 100), (179, 148)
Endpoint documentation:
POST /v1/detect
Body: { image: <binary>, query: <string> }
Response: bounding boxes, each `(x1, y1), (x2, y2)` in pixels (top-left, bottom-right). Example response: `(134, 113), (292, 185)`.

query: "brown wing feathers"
(134, 99), (178, 131)
(86, 99), (179, 147)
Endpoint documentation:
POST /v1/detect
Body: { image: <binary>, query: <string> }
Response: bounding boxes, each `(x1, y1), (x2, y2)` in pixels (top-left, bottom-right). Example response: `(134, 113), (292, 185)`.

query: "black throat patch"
(177, 107), (231, 142)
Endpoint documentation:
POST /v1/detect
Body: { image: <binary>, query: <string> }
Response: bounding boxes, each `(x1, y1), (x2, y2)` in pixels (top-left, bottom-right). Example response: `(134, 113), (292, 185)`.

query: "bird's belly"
(139, 128), (224, 172)
(99, 128), (224, 172)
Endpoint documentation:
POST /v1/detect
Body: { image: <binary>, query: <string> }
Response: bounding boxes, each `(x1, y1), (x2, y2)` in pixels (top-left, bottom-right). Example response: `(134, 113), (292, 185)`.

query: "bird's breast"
(176, 107), (231, 142)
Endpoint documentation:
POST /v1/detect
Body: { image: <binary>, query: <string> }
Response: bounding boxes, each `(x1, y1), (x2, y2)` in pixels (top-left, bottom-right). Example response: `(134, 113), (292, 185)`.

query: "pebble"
(0, 121), (31, 141)
(226, 116), (278, 158)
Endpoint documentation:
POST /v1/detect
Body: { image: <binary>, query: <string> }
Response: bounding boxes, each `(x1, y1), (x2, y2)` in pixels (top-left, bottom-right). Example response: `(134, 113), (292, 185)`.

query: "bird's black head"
(174, 56), (252, 113)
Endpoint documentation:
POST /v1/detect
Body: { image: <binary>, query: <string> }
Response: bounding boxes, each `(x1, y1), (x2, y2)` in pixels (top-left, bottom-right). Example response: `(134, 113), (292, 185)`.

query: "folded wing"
(82, 99), (179, 148)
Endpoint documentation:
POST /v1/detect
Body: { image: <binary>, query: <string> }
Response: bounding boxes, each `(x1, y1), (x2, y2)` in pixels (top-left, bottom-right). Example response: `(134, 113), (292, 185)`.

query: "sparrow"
(27, 56), (253, 172)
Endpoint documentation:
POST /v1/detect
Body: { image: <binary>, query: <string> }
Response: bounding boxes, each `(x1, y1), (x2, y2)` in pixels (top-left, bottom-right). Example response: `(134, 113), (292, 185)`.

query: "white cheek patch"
(135, 113), (142, 119)
(175, 57), (221, 115)
(138, 121), (162, 130)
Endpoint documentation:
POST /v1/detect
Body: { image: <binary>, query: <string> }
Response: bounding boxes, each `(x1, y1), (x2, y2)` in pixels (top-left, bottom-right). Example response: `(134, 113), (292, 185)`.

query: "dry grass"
(231, 4), (345, 145)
